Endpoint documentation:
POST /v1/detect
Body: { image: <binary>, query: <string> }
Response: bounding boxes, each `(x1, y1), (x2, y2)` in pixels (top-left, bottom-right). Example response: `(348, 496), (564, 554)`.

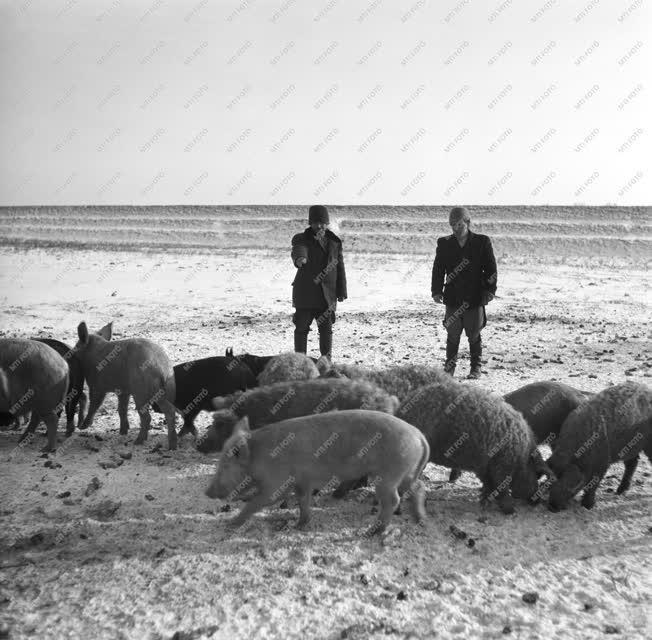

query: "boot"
(468, 337), (482, 379)
(318, 331), (332, 360)
(294, 332), (308, 354)
(444, 337), (460, 376)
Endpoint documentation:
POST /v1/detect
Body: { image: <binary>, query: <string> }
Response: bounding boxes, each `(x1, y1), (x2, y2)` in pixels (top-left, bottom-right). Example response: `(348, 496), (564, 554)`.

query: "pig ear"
(77, 322), (89, 344)
(97, 321), (113, 340)
(233, 415), (250, 434)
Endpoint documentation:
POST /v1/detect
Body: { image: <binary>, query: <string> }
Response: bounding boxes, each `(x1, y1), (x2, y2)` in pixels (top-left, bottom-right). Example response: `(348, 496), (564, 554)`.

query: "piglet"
(205, 409), (429, 535)
(74, 321), (178, 449)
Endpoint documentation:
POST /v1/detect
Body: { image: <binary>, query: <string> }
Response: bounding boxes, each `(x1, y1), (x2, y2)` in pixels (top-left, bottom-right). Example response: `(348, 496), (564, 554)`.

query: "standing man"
(431, 206), (497, 379)
(291, 205), (347, 361)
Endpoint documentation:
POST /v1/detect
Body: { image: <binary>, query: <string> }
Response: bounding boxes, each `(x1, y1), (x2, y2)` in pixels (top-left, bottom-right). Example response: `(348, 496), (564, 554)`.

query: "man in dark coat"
(291, 205), (347, 360)
(431, 206), (497, 379)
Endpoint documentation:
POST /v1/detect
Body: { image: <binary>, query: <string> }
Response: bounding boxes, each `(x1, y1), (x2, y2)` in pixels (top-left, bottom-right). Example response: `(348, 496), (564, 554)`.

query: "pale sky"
(0, 0), (649, 205)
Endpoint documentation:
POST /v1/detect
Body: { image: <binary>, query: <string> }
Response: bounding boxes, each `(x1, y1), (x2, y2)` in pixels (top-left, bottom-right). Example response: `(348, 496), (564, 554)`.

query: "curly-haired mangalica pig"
(74, 321), (178, 449)
(205, 409), (429, 534)
(199, 377), (399, 453)
(0, 338), (69, 451)
(448, 380), (591, 483)
(547, 382), (652, 511)
(398, 381), (550, 514)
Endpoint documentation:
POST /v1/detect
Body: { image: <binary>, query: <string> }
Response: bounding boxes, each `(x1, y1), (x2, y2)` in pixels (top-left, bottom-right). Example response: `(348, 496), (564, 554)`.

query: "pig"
(32, 337), (88, 435)
(224, 348), (320, 380)
(256, 352), (320, 386)
(199, 378), (400, 453)
(224, 348), (274, 379)
(205, 409), (430, 534)
(397, 381), (550, 514)
(547, 382), (652, 511)
(503, 381), (593, 448)
(74, 321), (178, 449)
(448, 380), (591, 483)
(153, 354), (257, 438)
(0, 338), (69, 451)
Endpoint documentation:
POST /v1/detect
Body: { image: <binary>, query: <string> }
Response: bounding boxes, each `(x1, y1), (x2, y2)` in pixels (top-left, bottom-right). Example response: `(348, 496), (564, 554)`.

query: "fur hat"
(309, 205), (329, 224)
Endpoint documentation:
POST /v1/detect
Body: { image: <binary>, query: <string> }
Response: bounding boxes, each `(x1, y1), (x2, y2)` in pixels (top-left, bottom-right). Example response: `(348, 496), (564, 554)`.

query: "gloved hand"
(432, 294), (444, 304)
(295, 257), (307, 267)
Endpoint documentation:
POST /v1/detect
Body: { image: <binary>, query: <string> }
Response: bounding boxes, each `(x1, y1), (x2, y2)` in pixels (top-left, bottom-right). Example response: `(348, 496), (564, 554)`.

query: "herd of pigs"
(1, 321), (652, 535)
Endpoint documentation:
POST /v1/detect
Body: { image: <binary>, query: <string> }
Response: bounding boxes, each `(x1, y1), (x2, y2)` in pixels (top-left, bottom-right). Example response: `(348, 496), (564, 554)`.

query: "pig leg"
(117, 392), (130, 435)
(64, 395), (75, 436)
(77, 391), (87, 427)
(487, 468), (515, 515)
(228, 492), (273, 529)
(368, 483), (400, 535)
(581, 483), (600, 509)
(616, 456), (639, 495)
(79, 388), (106, 430)
(581, 469), (606, 509)
(134, 406), (151, 445)
(156, 397), (178, 451)
(43, 411), (59, 452)
(404, 479), (427, 525)
(295, 484), (313, 529)
(18, 411), (41, 442)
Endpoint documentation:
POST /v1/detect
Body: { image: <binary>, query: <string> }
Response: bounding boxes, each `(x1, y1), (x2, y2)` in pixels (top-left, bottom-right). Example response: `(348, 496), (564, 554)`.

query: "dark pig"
(154, 354), (257, 438)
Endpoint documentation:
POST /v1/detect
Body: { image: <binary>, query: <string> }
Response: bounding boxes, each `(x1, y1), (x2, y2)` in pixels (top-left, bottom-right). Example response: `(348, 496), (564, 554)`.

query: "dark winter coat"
(291, 227), (347, 310)
(431, 230), (497, 308)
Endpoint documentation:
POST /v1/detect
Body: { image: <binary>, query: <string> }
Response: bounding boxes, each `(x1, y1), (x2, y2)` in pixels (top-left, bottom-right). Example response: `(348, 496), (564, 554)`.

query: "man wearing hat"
(431, 206), (497, 379)
(290, 205), (347, 360)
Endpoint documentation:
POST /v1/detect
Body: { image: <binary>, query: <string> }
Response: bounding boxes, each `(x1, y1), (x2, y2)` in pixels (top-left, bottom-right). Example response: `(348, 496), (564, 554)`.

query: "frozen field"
(0, 205), (651, 640)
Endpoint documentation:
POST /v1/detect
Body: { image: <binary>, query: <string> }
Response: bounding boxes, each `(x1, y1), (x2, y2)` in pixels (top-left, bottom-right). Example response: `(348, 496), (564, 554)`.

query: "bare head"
(205, 416), (253, 500)
(449, 206), (470, 239)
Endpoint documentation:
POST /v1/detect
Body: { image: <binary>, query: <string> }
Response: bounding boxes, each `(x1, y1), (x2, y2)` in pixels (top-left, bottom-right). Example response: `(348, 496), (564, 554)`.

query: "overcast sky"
(0, 0), (649, 205)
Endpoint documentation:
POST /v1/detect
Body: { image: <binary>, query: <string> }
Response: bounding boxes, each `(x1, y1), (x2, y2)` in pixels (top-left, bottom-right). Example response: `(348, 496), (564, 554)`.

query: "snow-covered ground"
(1, 206), (651, 639)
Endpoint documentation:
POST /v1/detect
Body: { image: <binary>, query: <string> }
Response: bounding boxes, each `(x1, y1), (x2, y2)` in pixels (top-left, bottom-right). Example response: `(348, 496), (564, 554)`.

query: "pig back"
(174, 356), (255, 408)
(0, 339), (68, 416)
(551, 382), (652, 475)
(504, 381), (587, 444)
(247, 409), (427, 484)
(94, 338), (173, 393)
